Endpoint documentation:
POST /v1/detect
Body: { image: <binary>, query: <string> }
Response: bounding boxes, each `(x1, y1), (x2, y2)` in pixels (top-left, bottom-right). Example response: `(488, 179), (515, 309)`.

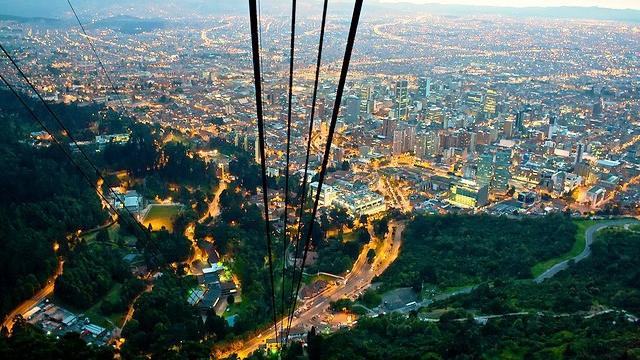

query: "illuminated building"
(483, 89), (497, 116)
(493, 150), (512, 192)
(395, 79), (409, 120)
(449, 179), (489, 208)
(418, 77), (431, 97)
(476, 154), (494, 187)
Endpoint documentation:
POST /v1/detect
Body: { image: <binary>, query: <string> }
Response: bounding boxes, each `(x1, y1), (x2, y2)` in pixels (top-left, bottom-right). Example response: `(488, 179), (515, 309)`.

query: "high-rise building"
(504, 119), (515, 138)
(254, 136), (261, 164)
(381, 117), (397, 138)
(345, 95), (360, 123)
(395, 79), (409, 120)
(483, 89), (497, 116)
(418, 77), (431, 97)
(415, 133), (427, 159)
(466, 91), (483, 107)
(392, 125), (416, 155)
(426, 105), (443, 126)
(574, 143), (584, 165)
(360, 86), (372, 116)
(425, 131), (440, 158)
(493, 150), (512, 192)
(476, 154), (494, 186)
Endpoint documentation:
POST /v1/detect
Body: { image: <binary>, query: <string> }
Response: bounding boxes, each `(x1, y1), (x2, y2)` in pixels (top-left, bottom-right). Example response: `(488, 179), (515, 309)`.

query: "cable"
(288, 0), (363, 337)
(249, 0), (279, 346)
(0, 46), (190, 293)
(285, 0), (329, 341)
(0, 73), (172, 276)
(280, 0), (297, 346)
(66, 0), (173, 197)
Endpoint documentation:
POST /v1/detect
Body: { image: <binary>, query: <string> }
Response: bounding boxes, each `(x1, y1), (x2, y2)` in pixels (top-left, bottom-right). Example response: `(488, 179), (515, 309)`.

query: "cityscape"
(1, 0), (640, 359)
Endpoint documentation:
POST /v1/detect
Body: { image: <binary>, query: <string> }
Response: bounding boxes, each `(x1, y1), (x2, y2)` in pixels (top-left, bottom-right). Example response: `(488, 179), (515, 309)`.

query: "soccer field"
(139, 204), (184, 232)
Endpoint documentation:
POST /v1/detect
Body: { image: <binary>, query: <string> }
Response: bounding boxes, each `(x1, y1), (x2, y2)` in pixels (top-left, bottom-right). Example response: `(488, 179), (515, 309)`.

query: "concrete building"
(333, 190), (387, 217)
(483, 89), (497, 116)
(449, 179), (489, 208)
(395, 79), (409, 120)
(345, 95), (360, 123)
(586, 186), (606, 207)
(476, 154), (494, 187)
(392, 125), (416, 155)
(309, 182), (338, 207)
(493, 150), (512, 192)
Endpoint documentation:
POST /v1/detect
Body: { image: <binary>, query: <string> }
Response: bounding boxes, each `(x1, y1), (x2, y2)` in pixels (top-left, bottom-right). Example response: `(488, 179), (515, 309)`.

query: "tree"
(367, 249), (376, 264)
(96, 228), (110, 243)
(341, 160), (350, 171)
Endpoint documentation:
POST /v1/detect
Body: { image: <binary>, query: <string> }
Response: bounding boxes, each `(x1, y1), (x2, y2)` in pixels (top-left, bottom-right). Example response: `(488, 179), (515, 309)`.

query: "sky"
(379, 0), (640, 10)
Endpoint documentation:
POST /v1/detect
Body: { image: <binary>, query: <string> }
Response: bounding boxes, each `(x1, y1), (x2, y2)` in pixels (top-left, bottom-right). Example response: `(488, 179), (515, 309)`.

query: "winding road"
(534, 219), (639, 283)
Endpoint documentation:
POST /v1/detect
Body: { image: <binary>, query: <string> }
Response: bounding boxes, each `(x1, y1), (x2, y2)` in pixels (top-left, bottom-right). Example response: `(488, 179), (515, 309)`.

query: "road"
(2, 260), (64, 332)
(199, 177), (228, 224)
(216, 222), (404, 359)
(535, 218), (639, 283)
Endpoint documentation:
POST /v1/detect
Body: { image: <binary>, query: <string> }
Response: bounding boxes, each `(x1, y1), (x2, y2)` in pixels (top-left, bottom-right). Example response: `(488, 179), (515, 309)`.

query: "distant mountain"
(0, 14), (61, 23)
(364, 2), (640, 23)
(0, 0), (638, 23)
(88, 15), (167, 34)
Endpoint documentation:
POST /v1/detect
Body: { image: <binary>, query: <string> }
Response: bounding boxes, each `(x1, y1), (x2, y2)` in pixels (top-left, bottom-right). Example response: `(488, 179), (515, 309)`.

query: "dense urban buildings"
(1, 1), (640, 358)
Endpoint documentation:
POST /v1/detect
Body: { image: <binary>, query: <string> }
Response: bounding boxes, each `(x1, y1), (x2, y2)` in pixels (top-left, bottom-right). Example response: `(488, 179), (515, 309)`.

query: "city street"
(1, 261), (63, 332)
(216, 222), (404, 359)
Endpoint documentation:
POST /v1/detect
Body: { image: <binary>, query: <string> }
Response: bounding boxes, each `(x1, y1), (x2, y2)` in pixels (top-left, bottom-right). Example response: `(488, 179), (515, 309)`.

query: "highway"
(216, 222), (404, 359)
(535, 218), (639, 283)
(2, 260), (64, 332)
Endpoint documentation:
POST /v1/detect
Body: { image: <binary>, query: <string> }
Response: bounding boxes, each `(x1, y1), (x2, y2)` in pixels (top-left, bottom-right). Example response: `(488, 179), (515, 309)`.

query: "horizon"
(379, 0), (640, 11)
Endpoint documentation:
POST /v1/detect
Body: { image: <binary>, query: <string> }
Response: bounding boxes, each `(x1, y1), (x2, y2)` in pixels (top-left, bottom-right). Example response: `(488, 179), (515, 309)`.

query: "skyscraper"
(418, 77), (431, 98)
(395, 79), (409, 120)
(574, 143), (584, 165)
(392, 125), (416, 155)
(483, 89), (497, 116)
(345, 95), (360, 123)
(382, 117), (397, 138)
(425, 131), (440, 158)
(476, 154), (494, 187)
(493, 150), (512, 192)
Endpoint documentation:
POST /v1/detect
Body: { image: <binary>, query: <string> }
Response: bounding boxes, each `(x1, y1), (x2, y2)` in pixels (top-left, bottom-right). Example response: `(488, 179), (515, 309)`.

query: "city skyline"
(1, 2), (640, 359)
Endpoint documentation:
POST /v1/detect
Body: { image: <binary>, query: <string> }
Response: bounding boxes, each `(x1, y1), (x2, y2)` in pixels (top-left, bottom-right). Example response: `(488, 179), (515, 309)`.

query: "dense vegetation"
(120, 276), (199, 358)
(377, 214), (577, 290)
(310, 311), (640, 360)
(206, 179), (280, 334)
(436, 227), (640, 315)
(0, 120), (107, 319)
(309, 225), (640, 360)
(54, 240), (133, 309)
(308, 228), (371, 275)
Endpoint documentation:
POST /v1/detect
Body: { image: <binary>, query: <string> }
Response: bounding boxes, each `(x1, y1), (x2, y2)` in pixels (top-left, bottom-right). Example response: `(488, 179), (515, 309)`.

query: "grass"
(140, 204), (183, 232)
(630, 224), (640, 232)
(530, 219), (612, 278)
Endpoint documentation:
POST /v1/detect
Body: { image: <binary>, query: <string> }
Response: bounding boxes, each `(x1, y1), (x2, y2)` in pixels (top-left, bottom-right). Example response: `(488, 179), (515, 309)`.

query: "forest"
(434, 227), (640, 315)
(376, 213), (577, 290)
(305, 224), (640, 360)
(0, 117), (107, 320)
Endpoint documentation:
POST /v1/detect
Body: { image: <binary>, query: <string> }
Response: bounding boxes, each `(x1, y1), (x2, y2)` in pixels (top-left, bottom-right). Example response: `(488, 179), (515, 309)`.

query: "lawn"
(140, 204), (184, 232)
(630, 224), (640, 232)
(531, 219), (609, 278)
